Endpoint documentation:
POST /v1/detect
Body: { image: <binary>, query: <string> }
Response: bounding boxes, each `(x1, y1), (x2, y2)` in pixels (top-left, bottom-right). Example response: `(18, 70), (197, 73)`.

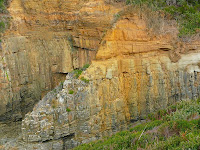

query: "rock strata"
(20, 14), (200, 149)
(1, 1), (200, 149)
(0, 0), (122, 121)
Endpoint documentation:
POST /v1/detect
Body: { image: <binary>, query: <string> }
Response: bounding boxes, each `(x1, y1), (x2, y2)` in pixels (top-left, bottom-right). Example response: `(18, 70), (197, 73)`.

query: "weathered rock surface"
(0, 0), (122, 121)
(14, 15), (200, 149)
(0, 121), (64, 150)
(1, 0), (200, 149)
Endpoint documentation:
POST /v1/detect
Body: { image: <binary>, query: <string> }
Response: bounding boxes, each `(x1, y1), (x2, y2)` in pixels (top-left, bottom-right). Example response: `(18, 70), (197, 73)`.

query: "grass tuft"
(66, 107), (71, 112)
(68, 90), (74, 94)
(71, 64), (90, 78)
(80, 77), (90, 83)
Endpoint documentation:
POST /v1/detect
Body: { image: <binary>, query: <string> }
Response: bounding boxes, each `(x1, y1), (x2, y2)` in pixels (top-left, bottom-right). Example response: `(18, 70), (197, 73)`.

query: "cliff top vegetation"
(125, 0), (200, 37)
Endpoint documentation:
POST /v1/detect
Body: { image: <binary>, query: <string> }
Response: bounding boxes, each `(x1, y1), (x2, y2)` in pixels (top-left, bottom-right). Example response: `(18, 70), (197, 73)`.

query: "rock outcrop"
(1, 0), (200, 149)
(2, 13), (200, 149)
(0, 0), (122, 121)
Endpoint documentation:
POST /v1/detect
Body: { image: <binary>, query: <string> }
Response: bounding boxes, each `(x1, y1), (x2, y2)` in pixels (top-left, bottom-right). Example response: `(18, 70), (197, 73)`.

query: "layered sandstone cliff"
(1, 11), (200, 149)
(0, 0), (122, 121)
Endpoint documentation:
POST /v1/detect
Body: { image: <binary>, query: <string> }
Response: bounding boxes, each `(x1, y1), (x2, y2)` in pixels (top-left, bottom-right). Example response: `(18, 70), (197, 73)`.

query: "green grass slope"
(74, 99), (200, 150)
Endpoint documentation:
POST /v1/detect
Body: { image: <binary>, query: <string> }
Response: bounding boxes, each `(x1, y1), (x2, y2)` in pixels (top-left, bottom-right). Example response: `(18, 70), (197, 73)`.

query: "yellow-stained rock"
(0, 0), (123, 120)
(3, 8), (200, 150)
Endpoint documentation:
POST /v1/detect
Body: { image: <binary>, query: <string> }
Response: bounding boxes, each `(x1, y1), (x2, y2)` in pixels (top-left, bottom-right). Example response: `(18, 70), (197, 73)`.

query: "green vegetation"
(0, 0), (6, 13)
(66, 107), (71, 112)
(53, 89), (57, 93)
(72, 64), (90, 78)
(126, 0), (200, 36)
(73, 69), (83, 78)
(60, 81), (64, 88)
(5, 71), (9, 81)
(82, 64), (90, 70)
(68, 90), (74, 94)
(0, 0), (9, 34)
(80, 77), (90, 83)
(0, 21), (5, 32)
(74, 99), (200, 150)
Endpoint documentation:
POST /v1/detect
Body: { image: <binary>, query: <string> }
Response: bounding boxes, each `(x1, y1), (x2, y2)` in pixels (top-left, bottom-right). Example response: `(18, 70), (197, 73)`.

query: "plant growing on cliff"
(125, 0), (200, 37)
(0, 0), (6, 13)
(51, 99), (59, 109)
(0, 21), (5, 32)
(82, 64), (90, 70)
(72, 64), (90, 78)
(73, 69), (83, 78)
(80, 77), (90, 83)
(68, 90), (74, 94)
(0, 0), (10, 36)
(60, 80), (64, 88)
(5, 70), (9, 82)
(66, 107), (71, 112)
(67, 33), (78, 52)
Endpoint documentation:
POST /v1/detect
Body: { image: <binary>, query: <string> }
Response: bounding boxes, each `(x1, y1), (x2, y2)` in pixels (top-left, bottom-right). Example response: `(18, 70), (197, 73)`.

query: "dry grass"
(51, 99), (59, 109)
(113, 4), (178, 36)
(112, 3), (200, 42)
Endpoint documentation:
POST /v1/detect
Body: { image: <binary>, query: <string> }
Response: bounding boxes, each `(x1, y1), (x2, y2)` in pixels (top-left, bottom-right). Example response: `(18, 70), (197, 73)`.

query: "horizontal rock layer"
(0, 0), (122, 121)
(19, 15), (200, 149)
(1, 0), (200, 149)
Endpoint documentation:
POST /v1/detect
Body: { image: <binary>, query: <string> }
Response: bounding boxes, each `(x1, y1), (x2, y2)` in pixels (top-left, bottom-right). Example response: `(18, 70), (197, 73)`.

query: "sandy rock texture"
(20, 15), (200, 149)
(0, 0), (122, 121)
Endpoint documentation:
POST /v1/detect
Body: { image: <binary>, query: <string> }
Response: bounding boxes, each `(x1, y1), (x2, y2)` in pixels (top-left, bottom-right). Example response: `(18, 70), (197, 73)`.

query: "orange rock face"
(82, 14), (200, 121)
(0, 0), (122, 120)
(19, 15), (200, 149)
(1, 1), (200, 149)
(0, 0), (200, 125)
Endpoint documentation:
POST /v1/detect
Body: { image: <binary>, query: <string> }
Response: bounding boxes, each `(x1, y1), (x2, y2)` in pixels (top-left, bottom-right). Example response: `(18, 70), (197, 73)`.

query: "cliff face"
(1, 0), (200, 149)
(0, 0), (122, 121)
(86, 15), (200, 121)
(2, 13), (200, 149)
